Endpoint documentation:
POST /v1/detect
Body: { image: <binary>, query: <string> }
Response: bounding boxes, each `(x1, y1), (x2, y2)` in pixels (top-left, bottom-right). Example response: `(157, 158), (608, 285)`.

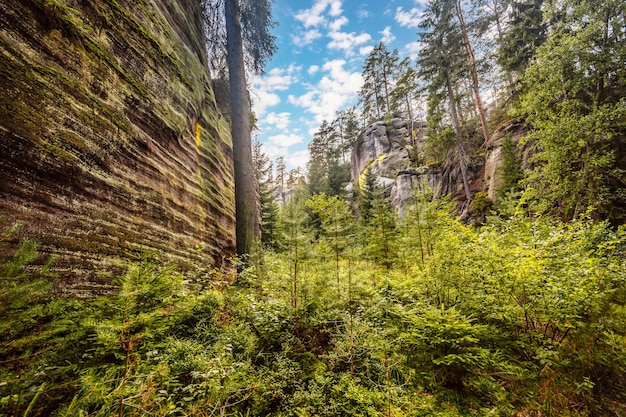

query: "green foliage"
(497, 0), (546, 76)
(0, 223), (57, 416)
(307, 120), (352, 197)
(3, 205), (626, 416)
(499, 134), (523, 196)
(513, 0), (626, 222)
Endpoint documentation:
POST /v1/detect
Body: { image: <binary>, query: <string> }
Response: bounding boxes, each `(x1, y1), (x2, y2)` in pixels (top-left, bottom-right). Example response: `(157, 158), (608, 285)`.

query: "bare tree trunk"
(382, 62), (391, 115)
(445, 77), (472, 204)
(455, 0), (492, 147)
(225, 0), (261, 255)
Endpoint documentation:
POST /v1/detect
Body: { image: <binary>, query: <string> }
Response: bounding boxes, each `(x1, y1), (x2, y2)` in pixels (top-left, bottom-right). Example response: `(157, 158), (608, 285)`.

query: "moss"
(31, 63), (131, 133)
(94, 0), (191, 89)
(30, 0), (87, 38)
(41, 141), (78, 162)
(83, 39), (148, 98)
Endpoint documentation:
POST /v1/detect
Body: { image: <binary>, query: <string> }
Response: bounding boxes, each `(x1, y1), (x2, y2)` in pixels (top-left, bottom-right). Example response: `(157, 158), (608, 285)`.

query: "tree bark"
(455, 0), (492, 147)
(225, 0), (261, 255)
(445, 77), (472, 204)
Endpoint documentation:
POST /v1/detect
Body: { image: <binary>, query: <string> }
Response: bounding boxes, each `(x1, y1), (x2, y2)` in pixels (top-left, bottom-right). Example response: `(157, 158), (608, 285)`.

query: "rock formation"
(351, 119), (411, 182)
(0, 0), (236, 295)
(483, 119), (531, 201)
(351, 118), (440, 212)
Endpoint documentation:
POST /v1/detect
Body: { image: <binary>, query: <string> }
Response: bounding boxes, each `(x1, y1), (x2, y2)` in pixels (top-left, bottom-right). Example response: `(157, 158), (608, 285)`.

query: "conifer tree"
(359, 43), (399, 122)
(281, 200), (312, 312)
(418, 0), (472, 204)
(498, 0), (546, 79)
(202, 0), (277, 255)
(305, 194), (354, 295)
(391, 58), (418, 122)
(358, 167), (382, 223)
(252, 139), (280, 248)
(453, 0), (492, 146)
(307, 120), (350, 197)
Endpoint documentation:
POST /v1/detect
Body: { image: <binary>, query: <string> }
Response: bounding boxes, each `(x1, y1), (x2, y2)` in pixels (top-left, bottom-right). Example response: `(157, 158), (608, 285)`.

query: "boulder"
(390, 167), (442, 214)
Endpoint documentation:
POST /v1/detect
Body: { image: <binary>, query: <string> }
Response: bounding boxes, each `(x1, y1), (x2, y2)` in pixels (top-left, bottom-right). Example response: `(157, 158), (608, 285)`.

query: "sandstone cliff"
(351, 118), (440, 211)
(0, 0), (236, 294)
(351, 117), (486, 213)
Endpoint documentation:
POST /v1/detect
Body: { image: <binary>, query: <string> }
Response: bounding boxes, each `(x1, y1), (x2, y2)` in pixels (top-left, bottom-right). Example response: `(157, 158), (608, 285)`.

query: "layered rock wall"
(351, 118), (440, 212)
(0, 0), (236, 294)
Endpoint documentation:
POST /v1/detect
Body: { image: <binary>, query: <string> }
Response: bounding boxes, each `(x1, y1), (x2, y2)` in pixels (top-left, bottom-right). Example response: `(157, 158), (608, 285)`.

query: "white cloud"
(395, 7), (425, 29)
(261, 143), (309, 171)
(356, 9), (370, 20)
(288, 59), (362, 125)
(264, 65), (300, 90)
(327, 31), (371, 56)
(268, 133), (303, 147)
(308, 65), (320, 75)
(265, 112), (291, 131)
(328, 1), (343, 17)
(251, 65), (300, 117)
(329, 16), (349, 32)
(292, 29), (323, 47)
(359, 45), (374, 56)
(294, 0), (342, 28)
(380, 26), (396, 45)
(404, 40), (423, 60)
(251, 90), (280, 118)
(285, 149), (310, 171)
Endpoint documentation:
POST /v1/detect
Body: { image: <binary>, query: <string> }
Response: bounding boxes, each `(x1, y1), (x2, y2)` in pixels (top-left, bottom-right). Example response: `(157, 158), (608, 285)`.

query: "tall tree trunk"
(455, 0), (492, 147)
(225, 0), (261, 255)
(489, 0), (514, 88)
(405, 93), (414, 147)
(445, 76), (472, 204)
(382, 62), (391, 115)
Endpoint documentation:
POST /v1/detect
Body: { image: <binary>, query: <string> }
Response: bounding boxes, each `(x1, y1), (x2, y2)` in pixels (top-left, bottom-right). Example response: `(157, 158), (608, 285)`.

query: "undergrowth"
(1, 201), (625, 416)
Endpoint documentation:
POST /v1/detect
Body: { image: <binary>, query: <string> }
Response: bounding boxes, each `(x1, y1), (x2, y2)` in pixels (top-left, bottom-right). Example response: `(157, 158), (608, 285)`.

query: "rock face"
(351, 118), (411, 182)
(483, 119), (531, 201)
(390, 167), (441, 214)
(351, 118), (440, 212)
(0, 0), (236, 294)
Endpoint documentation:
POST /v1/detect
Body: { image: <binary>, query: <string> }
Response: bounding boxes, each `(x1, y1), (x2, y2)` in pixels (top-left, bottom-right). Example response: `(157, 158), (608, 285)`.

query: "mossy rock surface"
(0, 0), (236, 293)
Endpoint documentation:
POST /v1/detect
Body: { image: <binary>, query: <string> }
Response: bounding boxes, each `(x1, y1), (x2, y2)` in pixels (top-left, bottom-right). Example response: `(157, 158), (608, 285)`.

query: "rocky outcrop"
(351, 118), (412, 182)
(390, 167), (441, 214)
(351, 118), (440, 211)
(0, 0), (236, 294)
(483, 119), (531, 201)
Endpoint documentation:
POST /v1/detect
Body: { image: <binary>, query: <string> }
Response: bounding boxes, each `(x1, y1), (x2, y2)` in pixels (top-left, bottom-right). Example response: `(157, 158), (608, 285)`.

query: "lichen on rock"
(0, 0), (236, 295)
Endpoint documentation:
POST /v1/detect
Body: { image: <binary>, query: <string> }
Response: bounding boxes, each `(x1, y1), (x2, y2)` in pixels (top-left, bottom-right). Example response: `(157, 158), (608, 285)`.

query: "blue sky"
(251, 0), (429, 171)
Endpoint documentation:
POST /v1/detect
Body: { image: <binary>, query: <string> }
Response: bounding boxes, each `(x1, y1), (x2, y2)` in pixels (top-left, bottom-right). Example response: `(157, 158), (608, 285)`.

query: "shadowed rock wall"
(0, 0), (236, 294)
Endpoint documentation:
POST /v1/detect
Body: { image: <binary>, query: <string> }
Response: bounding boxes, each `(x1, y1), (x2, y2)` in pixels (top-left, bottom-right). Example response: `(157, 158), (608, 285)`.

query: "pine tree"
(252, 139), (280, 248)
(498, 0), (546, 79)
(281, 200), (312, 312)
(202, 0), (277, 255)
(305, 194), (354, 295)
(418, 0), (473, 204)
(391, 58), (421, 144)
(359, 43), (400, 122)
(453, 0), (492, 146)
(307, 120), (350, 197)
(358, 167), (382, 223)
(275, 156), (287, 200)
